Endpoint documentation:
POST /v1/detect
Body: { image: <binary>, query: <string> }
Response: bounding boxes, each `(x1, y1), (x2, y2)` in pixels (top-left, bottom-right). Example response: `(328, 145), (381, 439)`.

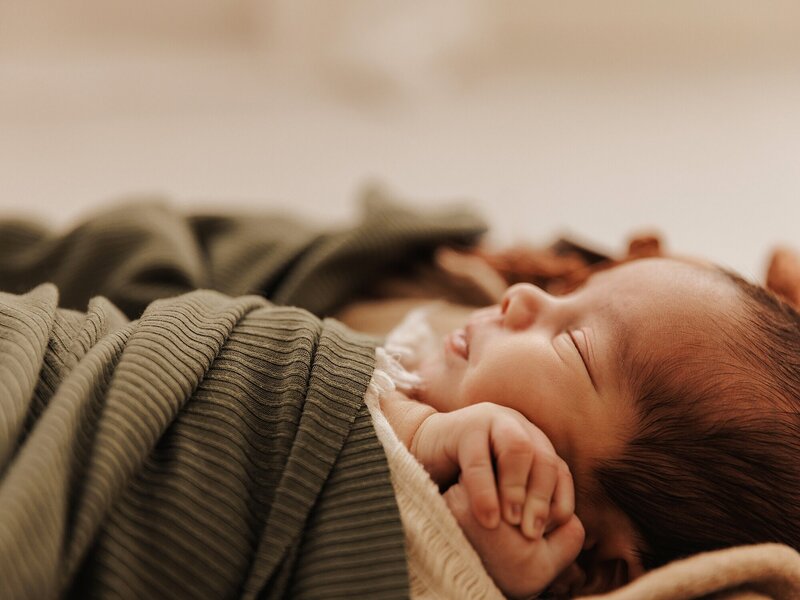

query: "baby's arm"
(378, 389), (438, 456)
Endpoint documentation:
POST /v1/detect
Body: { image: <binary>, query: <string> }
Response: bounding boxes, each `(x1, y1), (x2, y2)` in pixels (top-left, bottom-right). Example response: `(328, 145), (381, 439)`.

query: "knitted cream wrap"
(365, 308), (505, 600)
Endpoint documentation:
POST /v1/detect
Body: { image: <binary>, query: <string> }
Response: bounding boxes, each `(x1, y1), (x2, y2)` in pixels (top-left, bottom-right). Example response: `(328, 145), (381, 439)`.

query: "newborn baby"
(380, 257), (800, 598)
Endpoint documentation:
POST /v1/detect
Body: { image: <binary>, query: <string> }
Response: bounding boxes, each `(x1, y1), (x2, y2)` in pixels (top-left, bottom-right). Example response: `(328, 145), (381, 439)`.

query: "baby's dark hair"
(594, 268), (800, 570)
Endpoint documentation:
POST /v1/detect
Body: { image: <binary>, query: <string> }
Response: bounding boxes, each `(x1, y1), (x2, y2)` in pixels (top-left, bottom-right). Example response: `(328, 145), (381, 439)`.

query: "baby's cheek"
(460, 366), (511, 408)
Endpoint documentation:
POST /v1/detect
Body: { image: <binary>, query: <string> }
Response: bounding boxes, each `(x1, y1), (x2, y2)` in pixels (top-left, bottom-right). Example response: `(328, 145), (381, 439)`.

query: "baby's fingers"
(457, 428), (500, 528)
(521, 429), (560, 539)
(548, 459), (576, 528)
(541, 514), (586, 578)
(493, 420), (535, 526)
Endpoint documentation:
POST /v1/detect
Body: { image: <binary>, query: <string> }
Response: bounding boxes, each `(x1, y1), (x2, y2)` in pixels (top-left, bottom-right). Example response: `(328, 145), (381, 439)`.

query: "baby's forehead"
(591, 259), (742, 386)
(596, 258), (739, 316)
(599, 257), (723, 288)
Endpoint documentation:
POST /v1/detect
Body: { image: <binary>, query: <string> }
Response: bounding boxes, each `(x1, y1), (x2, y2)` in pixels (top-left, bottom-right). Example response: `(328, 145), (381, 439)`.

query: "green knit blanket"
(0, 194), (487, 598)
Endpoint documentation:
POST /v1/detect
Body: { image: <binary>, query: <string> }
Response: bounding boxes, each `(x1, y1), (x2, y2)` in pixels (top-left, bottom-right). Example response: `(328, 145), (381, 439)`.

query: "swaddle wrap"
(0, 285), (409, 598)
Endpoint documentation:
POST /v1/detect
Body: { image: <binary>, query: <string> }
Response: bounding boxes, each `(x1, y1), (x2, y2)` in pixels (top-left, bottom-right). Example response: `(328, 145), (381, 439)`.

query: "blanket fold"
(0, 190), (487, 319)
(0, 284), (408, 599)
(0, 191), (487, 599)
(584, 543), (800, 600)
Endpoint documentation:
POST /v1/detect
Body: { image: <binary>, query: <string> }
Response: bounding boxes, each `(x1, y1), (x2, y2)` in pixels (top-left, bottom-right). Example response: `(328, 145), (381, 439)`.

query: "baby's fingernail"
(484, 508), (499, 528)
(508, 503), (522, 524)
(534, 517), (545, 538)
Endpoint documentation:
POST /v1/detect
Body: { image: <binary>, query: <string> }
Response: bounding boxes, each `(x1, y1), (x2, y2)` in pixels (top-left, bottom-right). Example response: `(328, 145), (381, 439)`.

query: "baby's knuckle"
(486, 402), (523, 420)
(550, 501), (572, 523)
(528, 494), (552, 512)
(472, 491), (497, 513)
(502, 489), (527, 508)
(500, 437), (533, 459)
(472, 402), (498, 417)
(492, 419), (519, 437)
(557, 458), (572, 477)
(461, 466), (493, 488)
(532, 452), (558, 473)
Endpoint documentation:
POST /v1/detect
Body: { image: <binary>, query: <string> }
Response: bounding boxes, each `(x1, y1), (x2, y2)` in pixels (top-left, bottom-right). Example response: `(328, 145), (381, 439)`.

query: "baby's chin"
(382, 305), (463, 411)
(413, 352), (464, 412)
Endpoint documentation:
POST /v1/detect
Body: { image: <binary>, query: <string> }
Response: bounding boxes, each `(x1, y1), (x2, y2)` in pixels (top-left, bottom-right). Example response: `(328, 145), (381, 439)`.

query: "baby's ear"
(571, 525), (644, 596)
(546, 553), (637, 598)
(766, 246), (800, 310)
(574, 555), (637, 595)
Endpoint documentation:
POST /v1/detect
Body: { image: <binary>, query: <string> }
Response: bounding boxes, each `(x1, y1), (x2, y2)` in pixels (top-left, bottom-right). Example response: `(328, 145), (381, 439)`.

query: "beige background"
(1, 1), (799, 279)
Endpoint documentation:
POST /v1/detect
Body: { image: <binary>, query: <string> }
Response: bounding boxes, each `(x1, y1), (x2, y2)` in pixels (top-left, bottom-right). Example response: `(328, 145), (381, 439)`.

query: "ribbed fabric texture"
(0, 191), (487, 599)
(0, 189), (487, 320)
(0, 285), (407, 599)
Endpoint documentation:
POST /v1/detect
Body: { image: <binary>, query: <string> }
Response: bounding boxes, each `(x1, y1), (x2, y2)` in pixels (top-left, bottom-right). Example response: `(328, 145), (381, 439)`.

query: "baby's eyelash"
(567, 330), (584, 361)
(568, 330), (597, 388)
(567, 330), (597, 389)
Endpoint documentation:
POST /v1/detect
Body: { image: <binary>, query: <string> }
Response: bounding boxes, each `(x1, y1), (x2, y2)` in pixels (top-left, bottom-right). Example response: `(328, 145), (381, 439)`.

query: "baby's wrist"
(410, 412), (461, 488)
(379, 390), (437, 451)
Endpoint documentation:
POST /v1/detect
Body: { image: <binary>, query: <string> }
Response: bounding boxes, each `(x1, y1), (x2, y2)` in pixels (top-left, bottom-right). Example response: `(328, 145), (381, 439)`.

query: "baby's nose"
(501, 283), (552, 329)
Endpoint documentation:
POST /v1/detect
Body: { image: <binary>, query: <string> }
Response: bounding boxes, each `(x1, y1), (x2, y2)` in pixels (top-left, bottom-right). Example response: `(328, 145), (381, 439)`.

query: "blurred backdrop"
(1, 1), (799, 278)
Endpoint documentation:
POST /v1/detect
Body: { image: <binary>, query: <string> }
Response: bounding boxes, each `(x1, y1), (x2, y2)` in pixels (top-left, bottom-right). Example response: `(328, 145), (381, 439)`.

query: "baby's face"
(416, 257), (741, 553)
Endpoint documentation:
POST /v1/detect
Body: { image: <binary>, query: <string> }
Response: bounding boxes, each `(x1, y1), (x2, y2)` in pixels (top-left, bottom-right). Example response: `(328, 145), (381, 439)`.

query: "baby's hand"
(444, 482), (585, 599)
(412, 402), (575, 538)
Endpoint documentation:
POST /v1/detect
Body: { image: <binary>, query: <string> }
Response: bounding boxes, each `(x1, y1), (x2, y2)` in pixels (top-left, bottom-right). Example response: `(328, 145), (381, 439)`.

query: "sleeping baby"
(2, 201), (797, 598)
(376, 257), (800, 598)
